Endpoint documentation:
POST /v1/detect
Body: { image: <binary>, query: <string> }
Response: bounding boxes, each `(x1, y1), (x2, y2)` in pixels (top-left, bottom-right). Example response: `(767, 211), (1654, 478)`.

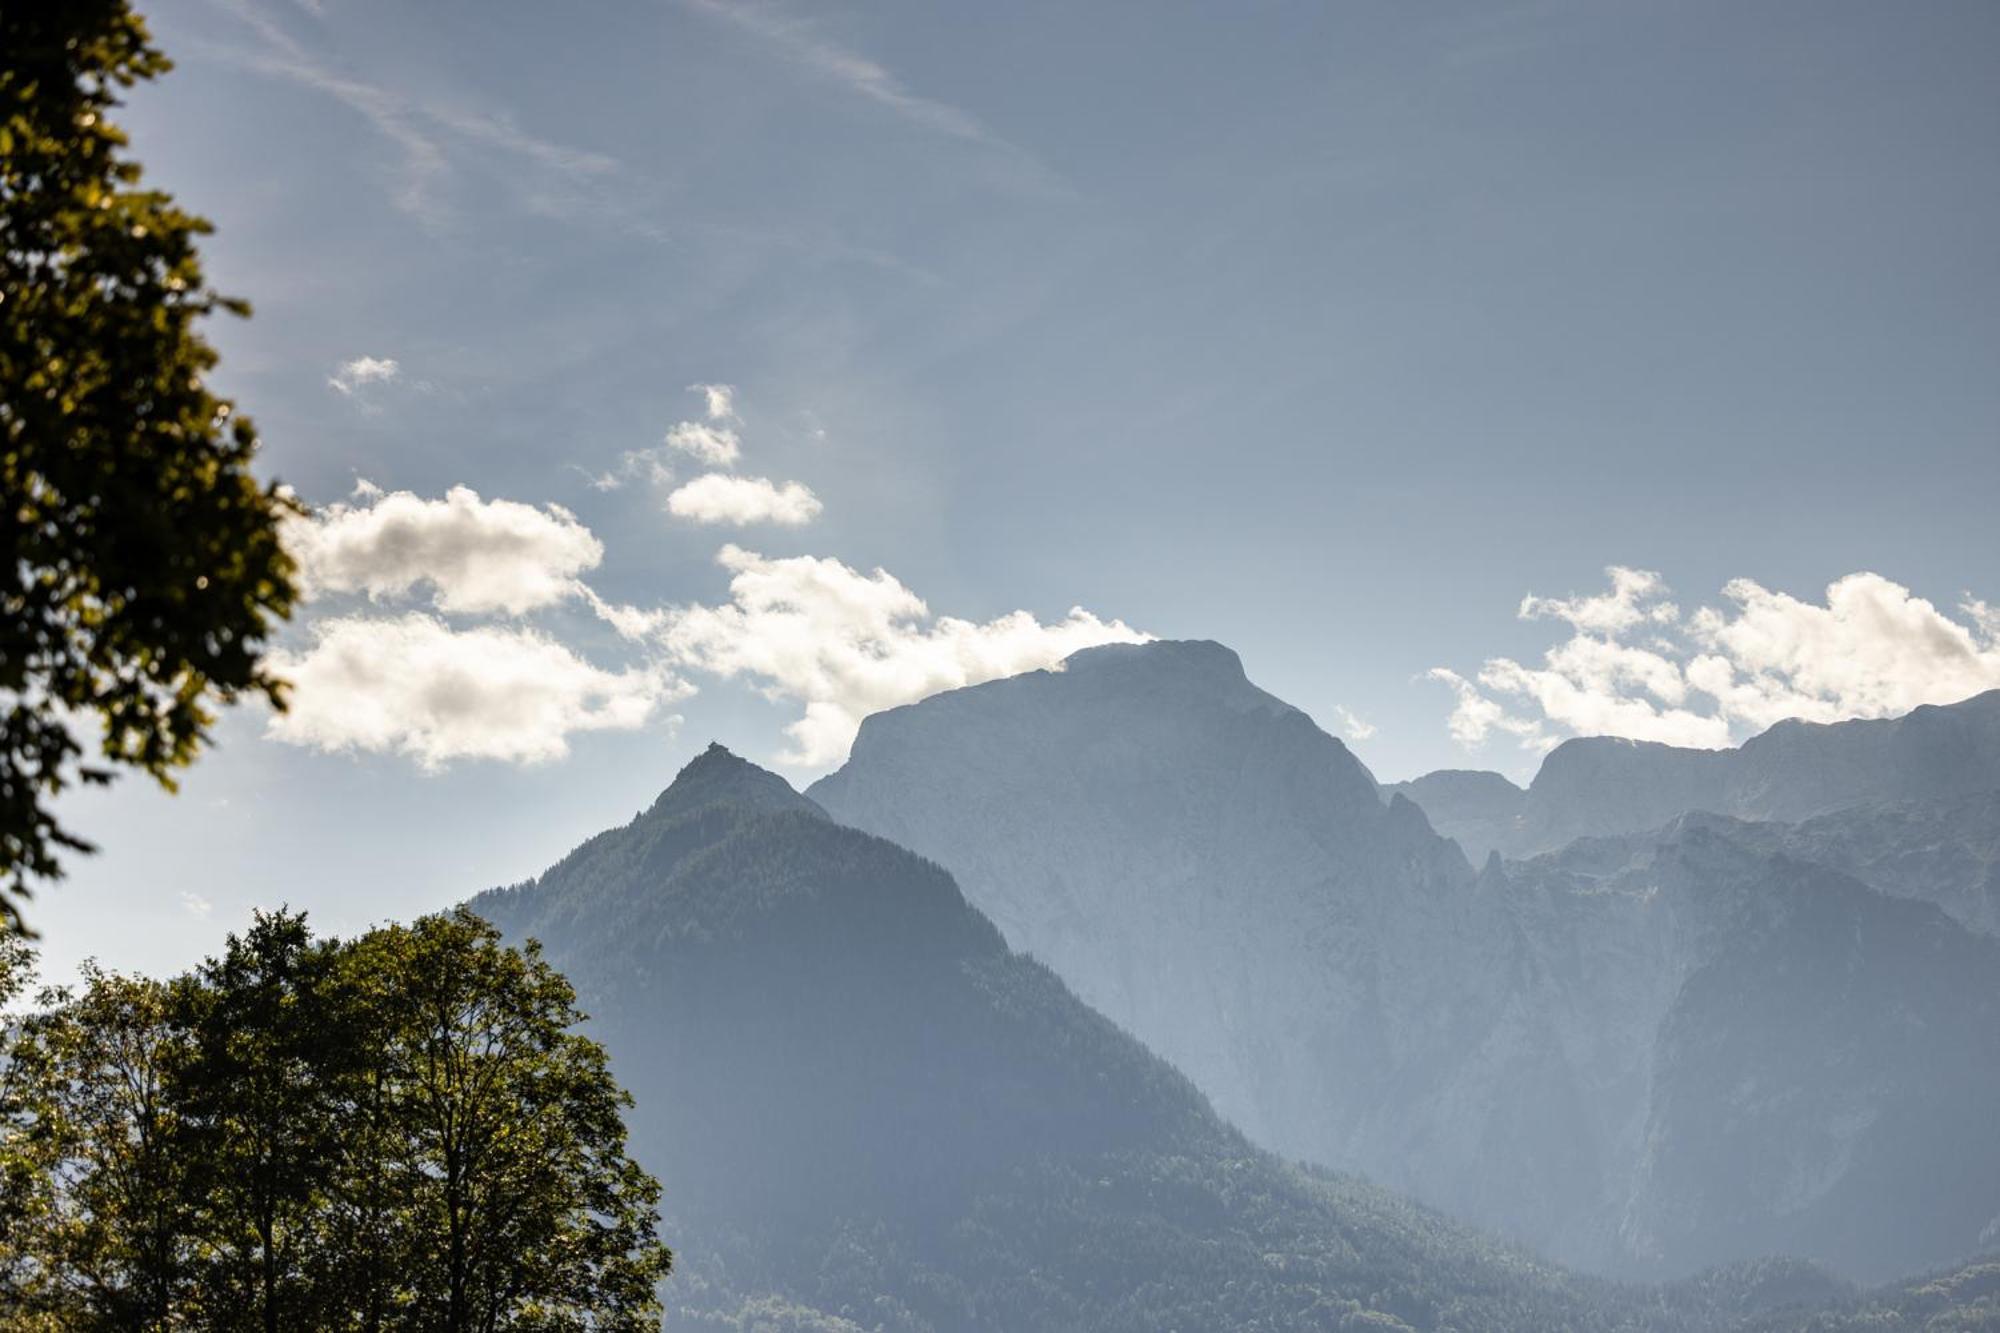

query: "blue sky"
(34, 0), (2000, 982)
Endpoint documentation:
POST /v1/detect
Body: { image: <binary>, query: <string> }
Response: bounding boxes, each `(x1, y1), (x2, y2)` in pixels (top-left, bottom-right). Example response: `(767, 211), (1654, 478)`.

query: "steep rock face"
(811, 646), (2000, 1281)
(469, 747), (1655, 1332)
(1500, 824), (2000, 1281)
(1748, 794), (2000, 937)
(811, 642), (1499, 1189)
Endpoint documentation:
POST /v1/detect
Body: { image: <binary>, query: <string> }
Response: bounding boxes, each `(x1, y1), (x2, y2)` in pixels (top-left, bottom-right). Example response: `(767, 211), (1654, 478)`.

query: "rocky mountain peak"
(647, 741), (827, 823)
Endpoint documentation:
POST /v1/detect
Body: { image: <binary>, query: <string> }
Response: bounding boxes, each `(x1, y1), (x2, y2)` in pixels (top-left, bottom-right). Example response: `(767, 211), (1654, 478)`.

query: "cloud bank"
(1434, 567), (2000, 753)
(660, 545), (1149, 765)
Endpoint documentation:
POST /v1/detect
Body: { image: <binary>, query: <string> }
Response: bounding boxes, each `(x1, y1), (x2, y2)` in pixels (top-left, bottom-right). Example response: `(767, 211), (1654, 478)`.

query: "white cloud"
(267, 614), (685, 768)
(288, 483), (603, 615)
(1519, 565), (1678, 635)
(588, 384), (743, 490)
(666, 474), (822, 526)
(1685, 573), (2000, 730)
(328, 355), (400, 396)
(1332, 705), (1377, 742)
(178, 892), (214, 920)
(660, 545), (1148, 765)
(664, 421), (743, 467)
(1431, 568), (2000, 753)
(691, 382), (738, 422)
(1427, 668), (1548, 749)
(582, 448), (676, 492)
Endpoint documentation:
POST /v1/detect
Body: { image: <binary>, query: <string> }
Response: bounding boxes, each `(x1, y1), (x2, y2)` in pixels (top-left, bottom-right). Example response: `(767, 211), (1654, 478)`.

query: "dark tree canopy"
(0, 909), (672, 1331)
(0, 0), (297, 933)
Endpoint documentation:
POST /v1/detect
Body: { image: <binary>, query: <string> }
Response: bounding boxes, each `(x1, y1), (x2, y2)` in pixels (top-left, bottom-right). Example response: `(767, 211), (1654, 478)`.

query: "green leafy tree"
(0, 933), (50, 1311)
(354, 909), (672, 1333)
(0, 0), (298, 935)
(0, 910), (672, 1331)
(3, 962), (194, 1328)
(178, 912), (354, 1332)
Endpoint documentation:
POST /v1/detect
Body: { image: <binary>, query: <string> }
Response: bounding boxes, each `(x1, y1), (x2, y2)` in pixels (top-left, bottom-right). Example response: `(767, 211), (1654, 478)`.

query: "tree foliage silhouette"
(0, 0), (297, 934)
(0, 910), (672, 1330)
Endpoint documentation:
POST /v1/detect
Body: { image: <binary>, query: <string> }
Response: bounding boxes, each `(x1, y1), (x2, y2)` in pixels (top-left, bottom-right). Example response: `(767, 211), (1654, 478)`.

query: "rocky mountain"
(1401, 690), (2000, 863)
(1497, 818), (2000, 1279)
(468, 745), (1997, 1329)
(811, 642), (2000, 1281)
(1710, 793), (2000, 938)
(469, 746), (1648, 1331)
(1380, 769), (1527, 863)
(808, 641), (1500, 1191)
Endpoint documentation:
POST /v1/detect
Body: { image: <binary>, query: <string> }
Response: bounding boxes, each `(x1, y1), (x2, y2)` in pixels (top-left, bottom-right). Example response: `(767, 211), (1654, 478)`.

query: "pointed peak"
(649, 743), (827, 822)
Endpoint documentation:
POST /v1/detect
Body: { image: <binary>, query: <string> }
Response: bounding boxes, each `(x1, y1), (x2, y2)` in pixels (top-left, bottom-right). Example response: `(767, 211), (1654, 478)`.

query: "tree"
(0, 909), (673, 1330)
(0, 0), (298, 934)
(178, 912), (354, 1332)
(2, 961), (195, 1328)
(352, 910), (672, 1333)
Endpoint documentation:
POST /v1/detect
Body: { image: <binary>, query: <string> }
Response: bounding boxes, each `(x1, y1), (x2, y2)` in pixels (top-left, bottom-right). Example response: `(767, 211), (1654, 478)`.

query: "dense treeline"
(0, 910), (669, 1331)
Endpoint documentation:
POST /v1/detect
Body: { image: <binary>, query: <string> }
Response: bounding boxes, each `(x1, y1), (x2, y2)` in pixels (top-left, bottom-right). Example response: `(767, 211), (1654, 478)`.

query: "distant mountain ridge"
(813, 642), (2000, 1280)
(472, 746), (1650, 1331)
(1393, 689), (2000, 863)
(470, 745), (2000, 1329)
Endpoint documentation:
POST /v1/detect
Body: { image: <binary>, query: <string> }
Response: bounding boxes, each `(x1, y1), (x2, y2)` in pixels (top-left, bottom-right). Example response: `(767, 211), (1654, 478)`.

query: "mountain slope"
(472, 745), (1655, 1331)
(811, 644), (2000, 1280)
(809, 641), (1499, 1192)
(1498, 819), (2000, 1280)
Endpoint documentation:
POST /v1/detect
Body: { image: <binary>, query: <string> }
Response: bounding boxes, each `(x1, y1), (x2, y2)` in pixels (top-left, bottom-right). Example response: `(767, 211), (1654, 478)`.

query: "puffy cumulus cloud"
(1431, 568), (2000, 753)
(328, 355), (399, 396)
(1686, 573), (2000, 730)
(287, 482), (602, 615)
(660, 545), (1149, 765)
(666, 474), (822, 526)
(267, 613), (686, 768)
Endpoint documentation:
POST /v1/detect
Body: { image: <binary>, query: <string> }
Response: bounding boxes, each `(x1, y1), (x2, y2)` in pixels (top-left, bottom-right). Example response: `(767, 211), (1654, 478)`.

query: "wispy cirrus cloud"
(203, 0), (630, 228)
(683, 0), (1058, 193)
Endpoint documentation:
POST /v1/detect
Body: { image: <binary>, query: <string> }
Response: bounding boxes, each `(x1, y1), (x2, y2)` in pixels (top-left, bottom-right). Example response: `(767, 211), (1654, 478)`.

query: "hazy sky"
(34, 0), (2000, 983)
